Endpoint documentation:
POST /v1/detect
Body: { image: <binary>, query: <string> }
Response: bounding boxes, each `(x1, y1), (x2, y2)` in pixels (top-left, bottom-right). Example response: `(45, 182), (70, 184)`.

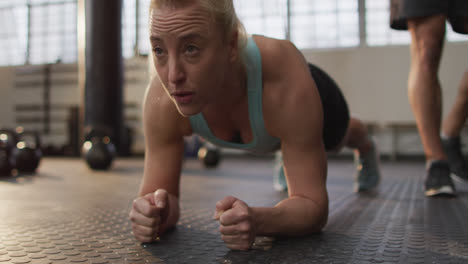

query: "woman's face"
(149, 1), (237, 116)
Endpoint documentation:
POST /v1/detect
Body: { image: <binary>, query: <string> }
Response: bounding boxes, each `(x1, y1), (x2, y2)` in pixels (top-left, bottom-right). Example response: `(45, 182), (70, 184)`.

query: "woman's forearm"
(252, 196), (328, 236)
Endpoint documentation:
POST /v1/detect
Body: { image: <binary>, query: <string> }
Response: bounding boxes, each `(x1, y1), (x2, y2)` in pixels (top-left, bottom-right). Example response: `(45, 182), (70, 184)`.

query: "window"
(234, 0), (360, 49)
(122, 0), (137, 58)
(447, 26), (468, 42)
(28, 0), (77, 64)
(0, 4), (28, 65)
(0, 0), (76, 66)
(137, 0), (151, 55)
(366, 0), (410, 46)
(1, 0), (466, 66)
(290, 0), (359, 49)
(234, 0), (288, 41)
(122, 0), (151, 57)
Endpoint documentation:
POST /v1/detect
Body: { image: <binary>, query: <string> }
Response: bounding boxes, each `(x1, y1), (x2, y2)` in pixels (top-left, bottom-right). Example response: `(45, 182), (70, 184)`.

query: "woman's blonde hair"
(149, 0), (247, 48)
(148, 0), (248, 79)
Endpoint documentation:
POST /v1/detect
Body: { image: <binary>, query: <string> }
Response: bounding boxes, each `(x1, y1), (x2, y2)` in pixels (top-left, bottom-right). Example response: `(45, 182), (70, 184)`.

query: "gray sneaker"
(441, 136), (468, 183)
(424, 160), (455, 197)
(354, 140), (381, 192)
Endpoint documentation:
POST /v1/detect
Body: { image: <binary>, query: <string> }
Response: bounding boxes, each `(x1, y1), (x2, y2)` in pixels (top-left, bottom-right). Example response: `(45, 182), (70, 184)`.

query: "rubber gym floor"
(1, 156), (468, 264)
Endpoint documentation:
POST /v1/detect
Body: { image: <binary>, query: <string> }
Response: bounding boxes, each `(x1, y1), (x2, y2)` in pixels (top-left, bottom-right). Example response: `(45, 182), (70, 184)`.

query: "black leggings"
(308, 63), (350, 151)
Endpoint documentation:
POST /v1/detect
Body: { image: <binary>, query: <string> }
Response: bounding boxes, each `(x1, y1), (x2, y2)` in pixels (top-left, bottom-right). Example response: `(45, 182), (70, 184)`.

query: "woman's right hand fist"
(129, 189), (169, 243)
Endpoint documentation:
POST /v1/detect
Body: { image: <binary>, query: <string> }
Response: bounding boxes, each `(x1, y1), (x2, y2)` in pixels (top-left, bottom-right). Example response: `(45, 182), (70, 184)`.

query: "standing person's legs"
(442, 9), (468, 136)
(407, 14), (447, 162)
(439, 2), (468, 183)
(442, 70), (468, 138)
(441, 70), (468, 182)
(442, 2), (468, 137)
(407, 15), (456, 196)
(439, 6), (468, 182)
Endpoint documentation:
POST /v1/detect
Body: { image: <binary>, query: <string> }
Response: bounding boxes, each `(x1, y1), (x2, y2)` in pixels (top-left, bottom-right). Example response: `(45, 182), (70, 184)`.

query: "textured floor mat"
(1, 157), (468, 263)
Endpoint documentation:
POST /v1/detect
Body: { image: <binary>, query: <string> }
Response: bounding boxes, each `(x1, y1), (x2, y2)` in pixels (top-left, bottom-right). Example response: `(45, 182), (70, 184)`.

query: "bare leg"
(342, 117), (373, 155)
(442, 70), (468, 137)
(407, 15), (447, 162)
(438, 18), (468, 183)
(339, 117), (380, 192)
(440, 18), (468, 137)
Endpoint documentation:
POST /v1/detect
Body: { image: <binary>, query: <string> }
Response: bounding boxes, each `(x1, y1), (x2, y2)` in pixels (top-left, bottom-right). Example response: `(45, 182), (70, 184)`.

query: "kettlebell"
(82, 127), (116, 170)
(198, 144), (221, 168)
(15, 128), (42, 173)
(0, 129), (18, 176)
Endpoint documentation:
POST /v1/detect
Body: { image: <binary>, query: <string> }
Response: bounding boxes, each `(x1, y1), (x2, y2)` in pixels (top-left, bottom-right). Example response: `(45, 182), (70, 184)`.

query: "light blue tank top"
(189, 37), (281, 154)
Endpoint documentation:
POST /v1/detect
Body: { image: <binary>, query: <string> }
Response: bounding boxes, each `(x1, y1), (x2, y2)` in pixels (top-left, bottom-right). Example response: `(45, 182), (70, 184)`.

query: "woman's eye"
(185, 45), (199, 54)
(153, 47), (164, 55)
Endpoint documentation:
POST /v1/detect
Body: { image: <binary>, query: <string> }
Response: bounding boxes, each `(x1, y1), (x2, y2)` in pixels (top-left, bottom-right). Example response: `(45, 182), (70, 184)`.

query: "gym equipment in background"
(82, 127), (117, 170)
(0, 129), (18, 176)
(15, 127), (42, 173)
(198, 142), (221, 168)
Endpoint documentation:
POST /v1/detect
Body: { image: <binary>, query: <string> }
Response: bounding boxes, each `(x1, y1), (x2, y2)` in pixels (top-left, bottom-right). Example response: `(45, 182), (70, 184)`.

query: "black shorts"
(308, 63), (350, 151)
(390, 0), (468, 34)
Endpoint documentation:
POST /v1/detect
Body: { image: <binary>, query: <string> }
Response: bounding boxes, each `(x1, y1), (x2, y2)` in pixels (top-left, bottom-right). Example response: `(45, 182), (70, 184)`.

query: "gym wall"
(303, 42), (467, 124)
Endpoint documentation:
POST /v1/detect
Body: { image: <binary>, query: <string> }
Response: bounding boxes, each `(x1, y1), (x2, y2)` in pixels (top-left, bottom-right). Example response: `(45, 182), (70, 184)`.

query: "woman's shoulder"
(252, 35), (306, 83)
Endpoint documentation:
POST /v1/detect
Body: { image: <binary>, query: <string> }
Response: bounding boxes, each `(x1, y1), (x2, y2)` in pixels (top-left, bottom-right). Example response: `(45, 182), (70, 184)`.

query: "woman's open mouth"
(172, 91), (194, 104)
